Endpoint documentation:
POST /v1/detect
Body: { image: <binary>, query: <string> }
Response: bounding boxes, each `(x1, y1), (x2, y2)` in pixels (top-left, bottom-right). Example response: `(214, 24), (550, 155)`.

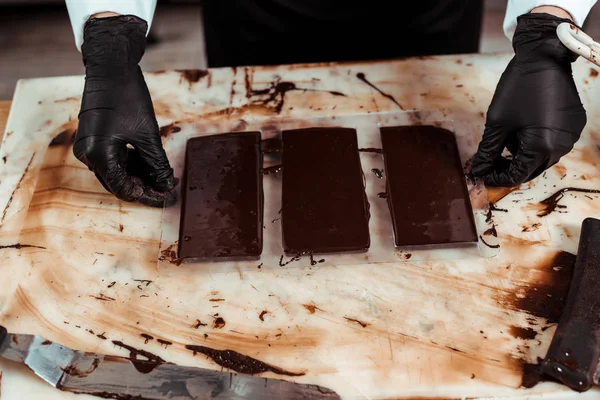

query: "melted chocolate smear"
(259, 310), (268, 321)
(302, 304), (323, 314)
(41, 340), (52, 345)
(510, 326), (538, 340)
(213, 317), (226, 329)
(262, 165), (282, 175)
(140, 334), (154, 344)
(251, 78), (346, 114)
(537, 188), (600, 217)
(112, 341), (165, 374)
(157, 339), (172, 348)
(479, 235), (500, 249)
(486, 203), (508, 223)
(193, 319), (207, 329)
(49, 130), (76, 147)
(159, 124), (181, 138)
(107, 281), (116, 288)
(97, 332), (108, 340)
(90, 294), (115, 302)
(356, 72), (404, 109)
(344, 317), (368, 328)
(483, 225), (498, 237)
(185, 345), (305, 376)
(178, 69), (209, 85)
(62, 358), (101, 378)
(371, 168), (384, 179)
(358, 148), (383, 154)
(506, 251), (576, 324)
(0, 243), (46, 250)
(68, 391), (147, 400)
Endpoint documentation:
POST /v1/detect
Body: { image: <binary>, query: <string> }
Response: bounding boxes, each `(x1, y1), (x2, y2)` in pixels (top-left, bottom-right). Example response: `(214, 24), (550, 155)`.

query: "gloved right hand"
(74, 15), (177, 207)
(471, 13), (587, 187)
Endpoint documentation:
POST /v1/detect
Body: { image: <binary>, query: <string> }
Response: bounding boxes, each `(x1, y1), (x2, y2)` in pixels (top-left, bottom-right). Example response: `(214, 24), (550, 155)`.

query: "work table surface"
(1, 53), (600, 399)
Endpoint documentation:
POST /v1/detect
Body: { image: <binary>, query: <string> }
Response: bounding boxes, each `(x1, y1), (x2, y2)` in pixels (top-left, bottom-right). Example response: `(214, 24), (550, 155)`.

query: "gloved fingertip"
(137, 186), (179, 208)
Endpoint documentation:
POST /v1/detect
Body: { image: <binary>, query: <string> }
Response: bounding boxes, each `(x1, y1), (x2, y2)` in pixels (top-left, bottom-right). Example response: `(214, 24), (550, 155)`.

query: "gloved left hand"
(471, 13), (587, 187)
(74, 15), (177, 207)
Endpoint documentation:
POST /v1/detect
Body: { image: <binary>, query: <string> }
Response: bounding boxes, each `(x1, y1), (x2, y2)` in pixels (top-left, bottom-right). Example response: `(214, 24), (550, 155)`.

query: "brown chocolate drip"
(356, 72), (403, 109)
(213, 317), (226, 329)
(97, 333), (108, 340)
(483, 225), (497, 237)
(111, 341), (165, 374)
(537, 188), (600, 217)
(262, 165), (282, 175)
(62, 358), (101, 378)
(157, 339), (172, 348)
(0, 243), (46, 250)
(41, 340), (52, 345)
(510, 326), (538, 340)
(90, 294), (115, 302)
(259, 311), (268, 321)
(344, 317), (368, 328)
(251, 79), (345, 114)
(185, 345), (305, 376)
(371, 168), (384, 179)
(479, 235), (500, 249)
(177, 69), (209, 85)
(486, 203), (508, 223)
(159, 124), (181, 137)
(192, 319), (207, 329)
(49, 130), (76, 147)
(133, 279), (152, 287)
(140, 334), (153, 344)
(377, 192), (388, 199)
(358, 148), (383, 154)
(509, 251), (576, 324)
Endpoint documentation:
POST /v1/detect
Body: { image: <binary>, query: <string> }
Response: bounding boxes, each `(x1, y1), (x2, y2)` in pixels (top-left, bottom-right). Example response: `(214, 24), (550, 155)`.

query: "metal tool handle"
(557, 22), (600, 67)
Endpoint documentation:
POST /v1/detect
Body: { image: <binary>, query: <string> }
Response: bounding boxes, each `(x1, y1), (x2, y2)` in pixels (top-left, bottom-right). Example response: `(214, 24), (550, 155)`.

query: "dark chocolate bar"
(178, 132), (263, 260)
(380, 125), (477, 247)
(282, 127), (370, 254)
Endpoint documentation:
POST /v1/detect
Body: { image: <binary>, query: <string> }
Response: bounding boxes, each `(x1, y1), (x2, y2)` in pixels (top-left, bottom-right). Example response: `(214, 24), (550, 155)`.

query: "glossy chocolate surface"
(380, 125), (477, 247)
(178, 132), (263, 260)
(282, 127), (370, 254)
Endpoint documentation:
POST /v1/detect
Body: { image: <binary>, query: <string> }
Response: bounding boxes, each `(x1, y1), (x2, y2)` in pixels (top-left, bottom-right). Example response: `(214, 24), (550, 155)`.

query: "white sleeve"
(65, 0), (157, 51)
(504, 0), (597, 39)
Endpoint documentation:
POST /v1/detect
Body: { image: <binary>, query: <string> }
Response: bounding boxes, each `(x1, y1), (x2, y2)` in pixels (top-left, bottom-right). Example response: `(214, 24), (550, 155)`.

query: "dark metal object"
(541, 218), (600, 392)
(0, 329), (341, 399)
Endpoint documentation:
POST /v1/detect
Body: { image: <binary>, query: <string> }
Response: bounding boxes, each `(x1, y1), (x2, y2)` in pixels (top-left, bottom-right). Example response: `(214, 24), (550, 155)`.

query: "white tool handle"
(557, 22), (600, 66)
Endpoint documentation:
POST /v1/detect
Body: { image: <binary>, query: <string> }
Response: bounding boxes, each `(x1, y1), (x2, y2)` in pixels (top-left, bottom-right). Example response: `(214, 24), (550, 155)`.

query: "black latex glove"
(471, 13), (587, 187)
(74, 15), (177, 207)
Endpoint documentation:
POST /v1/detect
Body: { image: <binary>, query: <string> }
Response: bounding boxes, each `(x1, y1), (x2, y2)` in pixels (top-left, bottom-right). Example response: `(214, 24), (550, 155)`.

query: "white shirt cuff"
(504, 0), (597, 40)
(65, 0), (157, 51)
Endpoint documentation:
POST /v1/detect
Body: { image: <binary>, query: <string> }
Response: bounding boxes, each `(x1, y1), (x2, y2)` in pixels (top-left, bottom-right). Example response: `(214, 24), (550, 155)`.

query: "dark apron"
(201, 0), (483, 67)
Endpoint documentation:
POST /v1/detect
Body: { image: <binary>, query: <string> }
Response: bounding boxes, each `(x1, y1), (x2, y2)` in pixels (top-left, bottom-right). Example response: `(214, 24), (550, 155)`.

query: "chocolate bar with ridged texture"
(178, 132), (263, 260)
(541, 217), (600, 392)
